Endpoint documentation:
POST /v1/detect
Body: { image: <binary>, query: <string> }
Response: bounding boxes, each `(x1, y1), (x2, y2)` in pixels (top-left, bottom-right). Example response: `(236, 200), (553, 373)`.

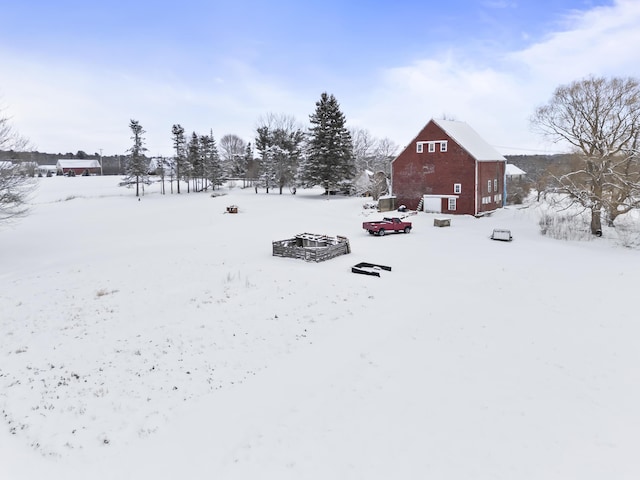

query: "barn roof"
(505, 163), (526, 176)
(56, 159), (101, 169)
(432, 119), (506, 162)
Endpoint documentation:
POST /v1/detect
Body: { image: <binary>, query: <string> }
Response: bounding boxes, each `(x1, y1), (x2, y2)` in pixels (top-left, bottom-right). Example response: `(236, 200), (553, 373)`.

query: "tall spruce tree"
(171, 124), (186, 194)
(124, 119), (149, 197)
(187, 131), (201, 192)
(201, 131), (223, 190)
(301, 92), (355, 194)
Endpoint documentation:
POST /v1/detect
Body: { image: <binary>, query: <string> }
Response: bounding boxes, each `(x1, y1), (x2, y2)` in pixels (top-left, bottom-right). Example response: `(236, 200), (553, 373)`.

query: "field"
(1, 176), (639, 479)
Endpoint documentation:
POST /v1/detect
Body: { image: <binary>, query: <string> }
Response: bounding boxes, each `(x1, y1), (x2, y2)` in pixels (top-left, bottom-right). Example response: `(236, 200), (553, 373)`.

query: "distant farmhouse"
(391, 119), (506, 216)
(56, 159), (101, 176)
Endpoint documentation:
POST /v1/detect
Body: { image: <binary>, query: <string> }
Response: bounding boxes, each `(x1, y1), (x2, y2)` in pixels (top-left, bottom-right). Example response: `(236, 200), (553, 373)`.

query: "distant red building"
(56, 159), (101, 176)
(391, 119), (506, 216)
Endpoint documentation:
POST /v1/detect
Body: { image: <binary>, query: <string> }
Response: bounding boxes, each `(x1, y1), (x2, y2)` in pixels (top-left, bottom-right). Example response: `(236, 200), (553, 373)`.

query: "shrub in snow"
(538, 211), (593, 241)
(613, 213), (640, 248)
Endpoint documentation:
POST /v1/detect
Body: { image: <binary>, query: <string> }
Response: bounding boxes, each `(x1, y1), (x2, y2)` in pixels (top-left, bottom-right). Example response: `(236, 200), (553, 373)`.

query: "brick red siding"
(391, 120), (505, 215)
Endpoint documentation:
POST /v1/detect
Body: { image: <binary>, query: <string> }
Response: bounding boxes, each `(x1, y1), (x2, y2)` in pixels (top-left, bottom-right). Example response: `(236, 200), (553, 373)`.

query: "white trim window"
(494, 179), (498, 191)
(453, 183), (461, 194)
(487, 180), (492, 193)
(440, 141), (448, 152)
(448, 198), (457, 211)
(428, 142), (436, 153)
(416, 142), (423, 153)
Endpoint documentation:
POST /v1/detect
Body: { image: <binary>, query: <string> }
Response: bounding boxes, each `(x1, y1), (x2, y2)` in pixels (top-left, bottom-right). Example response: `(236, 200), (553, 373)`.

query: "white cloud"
(3, 0), (640, 158)
(356, 0), (640, 156)
(0, 51), (310, 155)
(512, 0), (640, 82)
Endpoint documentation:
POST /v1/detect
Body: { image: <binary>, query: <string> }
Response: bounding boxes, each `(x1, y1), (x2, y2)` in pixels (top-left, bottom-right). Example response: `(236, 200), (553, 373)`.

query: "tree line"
(122, 92), (398, 198)
(3, 79), (640, 236)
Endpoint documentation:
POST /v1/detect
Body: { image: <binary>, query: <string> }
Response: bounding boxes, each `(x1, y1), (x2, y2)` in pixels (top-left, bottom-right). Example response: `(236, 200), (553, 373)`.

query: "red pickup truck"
(363, 217), (412, 236)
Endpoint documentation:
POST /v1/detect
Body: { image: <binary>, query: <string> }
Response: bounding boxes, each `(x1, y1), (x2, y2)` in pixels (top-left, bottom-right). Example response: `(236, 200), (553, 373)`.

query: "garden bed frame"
(272, 233), (351, 262)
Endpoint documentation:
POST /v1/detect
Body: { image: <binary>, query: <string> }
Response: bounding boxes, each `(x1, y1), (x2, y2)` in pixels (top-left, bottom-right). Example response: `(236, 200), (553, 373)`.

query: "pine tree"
(124, 119), (149, 197)
(187, 132), (200, 192)
(201, 131), (223, 190)
(255, 126), (276, 193)
(300, 92), (355, 194)
(171, 124), (186, 194)
(243, 143), (257, 187)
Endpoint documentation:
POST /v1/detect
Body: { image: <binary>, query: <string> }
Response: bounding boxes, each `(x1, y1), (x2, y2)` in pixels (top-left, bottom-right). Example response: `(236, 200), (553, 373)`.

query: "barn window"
(440, 141), (448, 152)
(453, 183), (461, 194)
(448, 198), (457, 211)
(416, 142), (423, 153)
(428, 142), (436, 153)
(494, 178), (498, 191)
(487, 180), (492, 193)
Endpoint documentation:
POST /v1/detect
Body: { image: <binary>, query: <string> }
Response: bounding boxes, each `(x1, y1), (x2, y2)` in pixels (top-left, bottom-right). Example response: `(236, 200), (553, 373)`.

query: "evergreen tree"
(255, 126), (276, 193)
(201, 131), (223, 190)
(243, 143), (255, 185)
(124, 119), (149, 197)
(300, 92), (355, 194)
(255, 126), (304, 194)
(171, 124), (187, 194)
(187, 131), (201, 192)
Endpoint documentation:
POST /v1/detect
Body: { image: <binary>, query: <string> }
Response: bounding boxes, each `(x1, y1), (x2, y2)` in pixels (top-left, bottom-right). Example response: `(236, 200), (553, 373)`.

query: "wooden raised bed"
(272, 233), (351, 262)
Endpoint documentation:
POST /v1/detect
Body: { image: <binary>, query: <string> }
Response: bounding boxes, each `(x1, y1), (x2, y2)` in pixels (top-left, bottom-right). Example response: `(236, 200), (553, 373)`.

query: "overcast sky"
(1, 0), (639, 157)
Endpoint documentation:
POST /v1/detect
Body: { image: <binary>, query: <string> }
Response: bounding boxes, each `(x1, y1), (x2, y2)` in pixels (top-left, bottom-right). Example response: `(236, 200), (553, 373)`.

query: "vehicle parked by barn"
(362, 217), (412, 236)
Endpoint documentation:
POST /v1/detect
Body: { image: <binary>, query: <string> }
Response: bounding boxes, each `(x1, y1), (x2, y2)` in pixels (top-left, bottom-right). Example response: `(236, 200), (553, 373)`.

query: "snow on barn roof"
(506, 163), (526, 176)
(432, 119), (506, 162)
(56, 159), (101, 169)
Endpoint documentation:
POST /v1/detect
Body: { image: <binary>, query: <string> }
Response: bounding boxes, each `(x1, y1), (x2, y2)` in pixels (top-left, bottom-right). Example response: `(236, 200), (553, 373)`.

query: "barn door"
(423, 196), (442, 213)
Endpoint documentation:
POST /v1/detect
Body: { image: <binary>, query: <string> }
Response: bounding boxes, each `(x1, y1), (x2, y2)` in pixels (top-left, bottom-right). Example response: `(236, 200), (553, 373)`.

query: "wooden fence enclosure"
(272, 233), (351, 262)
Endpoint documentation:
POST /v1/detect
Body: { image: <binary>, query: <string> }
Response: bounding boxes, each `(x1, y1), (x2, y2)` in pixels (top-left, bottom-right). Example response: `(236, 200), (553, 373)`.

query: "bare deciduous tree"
(219, 134), (247, 179)
(350, 127), (398, 199)
(1, 106), (34, 222)
(531, 76), (640, 234)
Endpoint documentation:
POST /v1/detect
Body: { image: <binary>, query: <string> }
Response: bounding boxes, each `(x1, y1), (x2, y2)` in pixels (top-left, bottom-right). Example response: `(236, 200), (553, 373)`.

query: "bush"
(538, 211), (593, 241)
(613, 214), (640, 248)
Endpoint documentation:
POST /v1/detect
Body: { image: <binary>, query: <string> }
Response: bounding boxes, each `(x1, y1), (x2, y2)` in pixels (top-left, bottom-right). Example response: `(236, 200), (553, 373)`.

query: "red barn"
(391, 119), (506, 216)
(56, 159), (102, 176)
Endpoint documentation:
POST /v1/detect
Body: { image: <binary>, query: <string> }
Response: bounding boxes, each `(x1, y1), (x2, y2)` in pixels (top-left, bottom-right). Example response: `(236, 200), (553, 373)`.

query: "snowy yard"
(1, 176), (639, 479)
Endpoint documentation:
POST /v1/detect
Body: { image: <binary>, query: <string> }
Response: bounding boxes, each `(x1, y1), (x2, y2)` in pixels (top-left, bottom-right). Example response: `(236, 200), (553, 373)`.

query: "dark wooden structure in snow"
(391, 119), (506, 216)
(272, 233), (351, 262)
(433, 218), (451, 227)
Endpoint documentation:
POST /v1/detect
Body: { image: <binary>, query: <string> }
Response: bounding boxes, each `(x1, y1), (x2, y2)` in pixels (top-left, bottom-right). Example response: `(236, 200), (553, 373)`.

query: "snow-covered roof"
(505, 163), (526, 176)
(432, 119), (506, 162)
(56, 159), (101, 169)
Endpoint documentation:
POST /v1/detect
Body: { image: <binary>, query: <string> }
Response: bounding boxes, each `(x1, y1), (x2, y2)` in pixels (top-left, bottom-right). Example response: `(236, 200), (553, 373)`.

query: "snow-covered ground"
(1, 176), (639, 479)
